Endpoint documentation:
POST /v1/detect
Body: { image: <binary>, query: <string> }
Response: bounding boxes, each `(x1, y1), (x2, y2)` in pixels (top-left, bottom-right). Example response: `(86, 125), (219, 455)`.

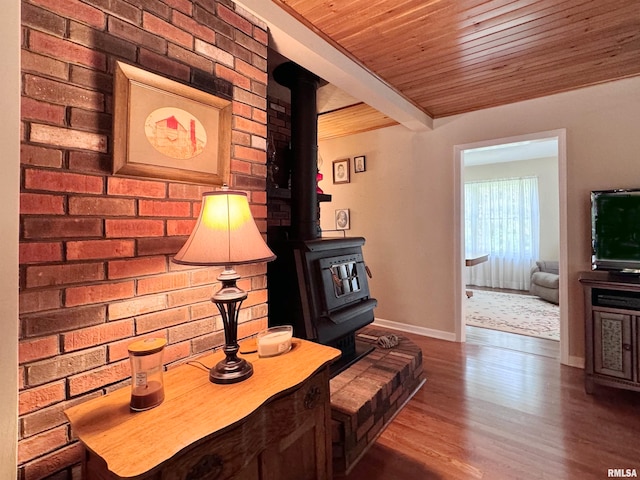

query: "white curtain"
(465, 176), (540, 290)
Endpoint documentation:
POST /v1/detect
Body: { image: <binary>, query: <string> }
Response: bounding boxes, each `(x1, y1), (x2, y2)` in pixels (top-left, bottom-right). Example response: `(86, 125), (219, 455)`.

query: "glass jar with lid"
(127, 338), (166, 411)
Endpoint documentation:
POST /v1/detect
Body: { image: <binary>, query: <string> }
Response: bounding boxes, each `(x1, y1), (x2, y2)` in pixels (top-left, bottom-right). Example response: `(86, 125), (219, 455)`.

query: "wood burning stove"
(267, 60), (377, 375)
(268, 232), (377, 375)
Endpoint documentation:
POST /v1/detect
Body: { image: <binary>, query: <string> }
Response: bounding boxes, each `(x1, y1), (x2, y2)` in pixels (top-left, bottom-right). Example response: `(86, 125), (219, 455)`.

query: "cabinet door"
(593, 311), (633, 380)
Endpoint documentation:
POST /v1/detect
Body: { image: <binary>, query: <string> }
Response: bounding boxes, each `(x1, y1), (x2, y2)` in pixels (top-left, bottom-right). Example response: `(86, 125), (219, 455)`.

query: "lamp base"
(209, 356), (253, 384)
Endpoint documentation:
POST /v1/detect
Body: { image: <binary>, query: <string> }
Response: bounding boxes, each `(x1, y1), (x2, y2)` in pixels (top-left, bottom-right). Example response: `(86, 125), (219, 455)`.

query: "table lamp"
(173, 187), (275, 384)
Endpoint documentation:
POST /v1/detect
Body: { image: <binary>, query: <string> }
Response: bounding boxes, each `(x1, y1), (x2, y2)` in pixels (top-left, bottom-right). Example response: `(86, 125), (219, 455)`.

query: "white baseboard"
(372, 317), (457, 342)
(566, 355), (585, 369)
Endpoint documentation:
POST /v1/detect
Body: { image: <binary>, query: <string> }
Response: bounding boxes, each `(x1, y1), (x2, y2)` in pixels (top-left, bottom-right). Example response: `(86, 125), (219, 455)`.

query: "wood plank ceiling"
(272, 0), (640, 139)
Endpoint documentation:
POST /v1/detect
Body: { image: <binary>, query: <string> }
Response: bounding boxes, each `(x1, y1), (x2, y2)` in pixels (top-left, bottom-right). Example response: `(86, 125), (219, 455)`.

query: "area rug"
(466, 290), (560, 341)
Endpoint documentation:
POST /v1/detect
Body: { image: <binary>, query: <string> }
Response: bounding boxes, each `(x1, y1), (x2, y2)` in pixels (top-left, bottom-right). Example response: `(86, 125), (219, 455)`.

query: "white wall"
(465, 157), (560, 261)
(1, 0), (20, 476)
(319, 76), (640, 359)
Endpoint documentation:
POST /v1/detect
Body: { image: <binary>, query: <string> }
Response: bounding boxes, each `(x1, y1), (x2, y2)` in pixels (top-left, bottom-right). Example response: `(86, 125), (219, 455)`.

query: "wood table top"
(64, 338), (340, 478)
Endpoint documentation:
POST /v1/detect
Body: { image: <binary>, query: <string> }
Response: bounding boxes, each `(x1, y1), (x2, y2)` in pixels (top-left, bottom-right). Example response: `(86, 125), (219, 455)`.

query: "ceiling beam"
(234, 0), (433, 131)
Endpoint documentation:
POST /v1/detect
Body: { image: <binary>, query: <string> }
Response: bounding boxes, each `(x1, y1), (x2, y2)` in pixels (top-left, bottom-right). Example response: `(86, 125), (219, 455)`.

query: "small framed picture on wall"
(354, 155), (366, 173)
(335, 209), (350, 230)
(332, 159), (350, 184)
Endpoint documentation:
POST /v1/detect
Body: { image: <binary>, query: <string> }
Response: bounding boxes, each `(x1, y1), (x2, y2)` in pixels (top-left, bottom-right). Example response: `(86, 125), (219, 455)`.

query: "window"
(465, 176), (540, 290)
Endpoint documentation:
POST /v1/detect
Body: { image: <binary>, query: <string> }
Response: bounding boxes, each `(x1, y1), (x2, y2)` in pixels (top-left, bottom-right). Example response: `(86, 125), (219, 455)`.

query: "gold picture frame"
(113, 62), (231, 186)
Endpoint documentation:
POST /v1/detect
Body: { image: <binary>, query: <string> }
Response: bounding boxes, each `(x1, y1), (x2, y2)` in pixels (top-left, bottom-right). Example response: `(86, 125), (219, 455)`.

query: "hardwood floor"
(342, 330), (640, 480)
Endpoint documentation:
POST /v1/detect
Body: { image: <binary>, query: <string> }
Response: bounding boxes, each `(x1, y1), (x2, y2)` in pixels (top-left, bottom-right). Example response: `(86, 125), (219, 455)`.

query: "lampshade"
(173, 190), (275, 266)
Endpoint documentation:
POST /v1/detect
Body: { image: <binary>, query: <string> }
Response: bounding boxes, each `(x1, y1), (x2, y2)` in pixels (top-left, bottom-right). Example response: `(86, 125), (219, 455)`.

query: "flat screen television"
(591, 189), (640, 272)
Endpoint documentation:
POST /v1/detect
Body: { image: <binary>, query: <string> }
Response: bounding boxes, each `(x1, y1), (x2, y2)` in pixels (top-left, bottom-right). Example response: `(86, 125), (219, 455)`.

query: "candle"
(258, 330), (292, 357)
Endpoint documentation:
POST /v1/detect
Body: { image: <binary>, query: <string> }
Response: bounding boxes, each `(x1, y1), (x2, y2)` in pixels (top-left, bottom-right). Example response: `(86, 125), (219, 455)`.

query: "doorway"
(453, 129), (569, 364)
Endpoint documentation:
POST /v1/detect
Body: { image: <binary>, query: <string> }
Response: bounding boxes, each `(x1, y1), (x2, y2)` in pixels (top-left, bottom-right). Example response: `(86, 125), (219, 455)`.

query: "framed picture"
(354, 155), (366, 173)
(332, 158), (350, 184)
(335, 208), (350, 230)
(112, 62), (232, 185)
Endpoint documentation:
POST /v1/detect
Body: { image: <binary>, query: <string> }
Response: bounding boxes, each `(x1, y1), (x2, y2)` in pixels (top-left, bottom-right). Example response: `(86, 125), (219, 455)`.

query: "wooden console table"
(65, 338), (340, 480)
(465, 253), (489, 298)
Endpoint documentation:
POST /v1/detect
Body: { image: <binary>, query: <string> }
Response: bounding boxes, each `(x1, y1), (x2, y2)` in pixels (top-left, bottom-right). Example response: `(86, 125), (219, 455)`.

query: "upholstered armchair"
(530, 260), (559, 304)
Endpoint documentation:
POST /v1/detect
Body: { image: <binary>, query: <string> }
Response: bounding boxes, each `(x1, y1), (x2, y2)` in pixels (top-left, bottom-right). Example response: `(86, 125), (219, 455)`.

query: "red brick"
(168, 183), (209, 200)
(69, 107), (112, 132)
(234, 115), (267, 137)
(139, 199), (191, 217)
(251, 190), (267, 205)
(25, 169), (104, 194)
(108, 17), (167, 54)
(24, 74), (104, 111)
(20, 193), (65, 215)
(163, 340), (191, 364)
(21, 3), (67, 38)
(18, 381), (65, 415)
(62, 319), (134, 352)
(65, 281), (135, 307)
(69, 197), (135, 216)
(18, 425), (68, 464)
(66, 239), (135, 260)
(21, 96), (66, 125)
(165, 0), (193, 15)
(22, 442), (84, 480)
(231, 159), (252, 175)
(252, 108), (267, 124)
(22, 305), (106, 337)
(107, 177), (167, 198)
(19, 289), (61, 314)
(68, 360), (130, 396)
(253, 27), (268, 45)
(237, 317), (267, 340)
(135, 306), (190, 333)
(23, 217), (103, 240)
(68, 150), (110, 174)
(168, 317), (214, 343)
(143, 12), (192, 48)
(167, 219), (196, 236)
(215, 64), (251, 90)
(233, 87), (266, 110)
(233, 101), (252, 119)
(139, 48), (191, 81)
(20, 144), (63, 168)
(235, 145), (265, 163)
(232, 130), (251, 147)
(108, 256), (167, 279)
(19, 336), (60, 364)
(172, 11), (214, 42)
(21, 49), (67, 82)
(167, 285), (214, 307)
(196, 40), (234, 67)
(30, 124), (108, 153)
(137, 236), (187, 256)
(108, 295), (167, 321)
(218, 4), (252, 35)
(20, 242), (63, 264)
(30, 0), (105, 28)
(26, 262), (104, 288)
(236, 59), (267, 84)
(105, 219), (165, 238)
(30, 30), (106, 70)
(108, 332), (165, 361)
(167, 43), (213, 73)
(137, 272), (190, 295)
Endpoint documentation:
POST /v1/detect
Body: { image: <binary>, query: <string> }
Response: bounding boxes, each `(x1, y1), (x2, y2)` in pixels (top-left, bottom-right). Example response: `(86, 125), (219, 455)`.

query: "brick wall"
(266, 95), (292, 227)
(19, 1), (268, 478)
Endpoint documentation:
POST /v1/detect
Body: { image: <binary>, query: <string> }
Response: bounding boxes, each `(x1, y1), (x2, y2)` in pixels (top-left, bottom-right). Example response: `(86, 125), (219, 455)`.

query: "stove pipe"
(273, 62), (321, 241)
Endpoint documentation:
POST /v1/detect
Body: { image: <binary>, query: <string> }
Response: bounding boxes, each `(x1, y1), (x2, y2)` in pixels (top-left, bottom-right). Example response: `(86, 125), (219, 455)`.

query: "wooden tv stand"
(580, 272), (640, 395)
(65, 338), (340, 480)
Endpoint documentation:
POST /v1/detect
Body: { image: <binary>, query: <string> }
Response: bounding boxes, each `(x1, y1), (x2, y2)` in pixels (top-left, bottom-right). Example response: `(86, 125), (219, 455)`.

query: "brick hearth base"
(329, 327), (426, 476)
